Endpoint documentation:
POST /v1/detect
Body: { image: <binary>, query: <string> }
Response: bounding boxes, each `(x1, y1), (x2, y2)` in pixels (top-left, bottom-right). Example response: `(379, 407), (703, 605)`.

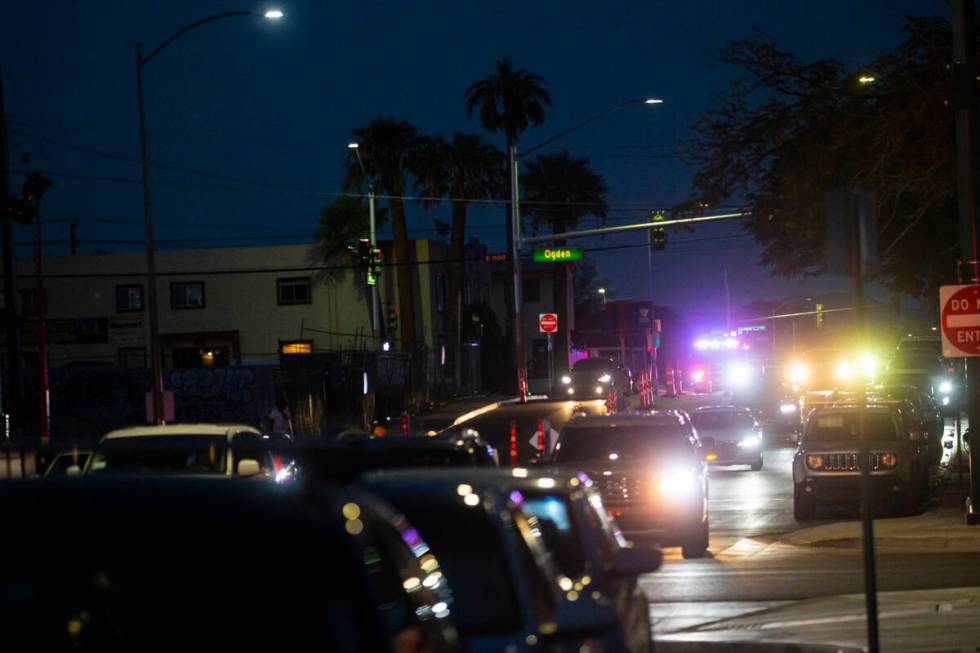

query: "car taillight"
(806, 454), (824, 470)
(879, 453), (897, 468)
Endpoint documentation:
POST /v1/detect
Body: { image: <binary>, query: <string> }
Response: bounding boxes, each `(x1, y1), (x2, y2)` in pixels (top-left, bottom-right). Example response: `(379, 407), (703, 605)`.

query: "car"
(507, 468), (661, 653)
(0, 478), (461, 651)
(870, 384), (945, 466)
(558, 357), (631, 405)
(690, 406), (765, 471)
(362, 468), (624, 653)
(295, 433), (498, 484)
(84, 423), (276, 479)
(792, 405), (929, 519)
(42, 448), (91, 478)
(552, 412), (711, 559)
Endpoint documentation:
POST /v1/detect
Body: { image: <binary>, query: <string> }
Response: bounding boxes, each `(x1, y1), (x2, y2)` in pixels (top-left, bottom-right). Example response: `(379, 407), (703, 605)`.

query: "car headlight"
(657, 468), (699, 497)
(779, 403), (797, 415)
(942, 396), (950, 406)
(561, 375), (572, 385)
(879, 453), (897, 468)
(597, 374), (611, 383)
(939, 380), (953, 394)
(858, 352), (878, 379)
(567, 387), (575, 395)
(727, 364), (751, 386)
(805, 454), (824, 470)
(595, 386), (604, 395)
(789, 363), (809, 384)
(737, 434), (761, 448)
(835, 361), (855, 381)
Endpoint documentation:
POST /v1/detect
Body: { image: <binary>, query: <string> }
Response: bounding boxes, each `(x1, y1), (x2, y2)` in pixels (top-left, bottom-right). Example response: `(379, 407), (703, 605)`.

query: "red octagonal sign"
(940, 284), (980, 357)
(539, 313), (558, 334)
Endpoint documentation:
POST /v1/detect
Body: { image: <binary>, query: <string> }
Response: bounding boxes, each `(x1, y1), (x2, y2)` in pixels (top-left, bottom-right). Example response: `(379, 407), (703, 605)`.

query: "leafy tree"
(414, 132), (506, 372)
(682, 17), (972, 298)
(521, 152), (608, 372)
(344, 117), (422, 349)
(464, 58), (552, 384)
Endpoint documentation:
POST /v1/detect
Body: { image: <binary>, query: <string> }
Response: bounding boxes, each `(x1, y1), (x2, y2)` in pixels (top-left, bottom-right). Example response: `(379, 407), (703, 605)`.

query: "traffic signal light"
(815, 303), (825, 328)
(367, 247), (382, 286)
(650, 211), (666, 250)
(385, 304), (399, 335)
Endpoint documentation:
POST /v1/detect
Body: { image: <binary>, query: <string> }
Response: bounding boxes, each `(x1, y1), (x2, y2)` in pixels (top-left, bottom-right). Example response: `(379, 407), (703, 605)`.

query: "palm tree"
(345, 117), (422, 350)
(415, 132), (506, 373)
(464, 58), (551, 382)
(522, 152), (608, 373)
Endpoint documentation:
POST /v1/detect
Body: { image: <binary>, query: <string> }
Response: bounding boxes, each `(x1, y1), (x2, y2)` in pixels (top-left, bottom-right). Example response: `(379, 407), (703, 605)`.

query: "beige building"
(5, 240), (451, 369)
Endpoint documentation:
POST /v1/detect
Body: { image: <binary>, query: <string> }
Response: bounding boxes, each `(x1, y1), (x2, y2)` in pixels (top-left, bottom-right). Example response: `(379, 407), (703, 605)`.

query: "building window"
(522, 279), (540, 303)
(280, 340), (313, 355)
(277, 277), (311, 305)
(115, 284), (143, 312)
(118, 347), (146, 369)
(171, 282), (205, 309)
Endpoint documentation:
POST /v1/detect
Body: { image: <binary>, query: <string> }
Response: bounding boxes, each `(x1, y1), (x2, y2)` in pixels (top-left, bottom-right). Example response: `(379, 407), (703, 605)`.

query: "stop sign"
(940, 284), (980, 357)
(539, 313), (558, 334)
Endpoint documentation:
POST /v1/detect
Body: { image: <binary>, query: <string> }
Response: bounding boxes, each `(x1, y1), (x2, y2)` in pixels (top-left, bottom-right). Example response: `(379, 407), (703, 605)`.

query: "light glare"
(264, 9), (284, 19)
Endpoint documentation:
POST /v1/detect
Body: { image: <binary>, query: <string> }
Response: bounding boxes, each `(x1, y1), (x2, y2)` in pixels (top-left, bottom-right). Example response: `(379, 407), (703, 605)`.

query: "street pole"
(0, 70), (24, 438)
(647, 223), (658, 384)
(851, 191), (880, 653)
(368, 183), (380, 339)
(510, 144), (528, 401)
(135, 43), (165, 425)
(953, 0), (980, 525)
(33, 198), (49, 442)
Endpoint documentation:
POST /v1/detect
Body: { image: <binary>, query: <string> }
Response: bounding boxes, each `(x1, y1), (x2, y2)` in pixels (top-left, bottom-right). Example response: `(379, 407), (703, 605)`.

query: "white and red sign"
(940, 284), (980, 357)
(538, 313), (558, 333)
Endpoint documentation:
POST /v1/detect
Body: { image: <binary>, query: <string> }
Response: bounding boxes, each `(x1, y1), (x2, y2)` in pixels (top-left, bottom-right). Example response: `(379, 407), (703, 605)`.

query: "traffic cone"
(665, 367), (676, 398)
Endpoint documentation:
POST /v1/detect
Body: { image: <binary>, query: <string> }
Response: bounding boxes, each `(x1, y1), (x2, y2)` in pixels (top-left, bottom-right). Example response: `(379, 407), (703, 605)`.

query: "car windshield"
(806, 413), (901, 442)
(380, 493), (521, 634)
(521, 493), (585, 579)
(571, 359), (612, 372)
(555, 426), (691, 462)
(88, 436), (228, 475)
(691, 412), (755, 430)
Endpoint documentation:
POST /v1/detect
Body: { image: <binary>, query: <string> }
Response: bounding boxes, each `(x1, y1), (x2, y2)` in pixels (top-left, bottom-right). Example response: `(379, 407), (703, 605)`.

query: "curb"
(656, 638), (858, 653)
(450, 395), (553, 426)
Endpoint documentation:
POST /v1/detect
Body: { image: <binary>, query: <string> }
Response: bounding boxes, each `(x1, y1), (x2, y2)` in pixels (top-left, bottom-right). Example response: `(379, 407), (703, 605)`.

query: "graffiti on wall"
(166, 366), (274, 425)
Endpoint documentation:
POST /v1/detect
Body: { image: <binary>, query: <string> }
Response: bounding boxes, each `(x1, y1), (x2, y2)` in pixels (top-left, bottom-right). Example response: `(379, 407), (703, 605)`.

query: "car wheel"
(750, 457), (763, 472)
(793, 485), (814, 521)
(681, 521), (709, 559)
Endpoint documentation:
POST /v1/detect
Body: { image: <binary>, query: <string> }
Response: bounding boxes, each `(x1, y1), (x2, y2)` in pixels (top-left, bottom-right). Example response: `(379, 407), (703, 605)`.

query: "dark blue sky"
(1, 0), (945, 324)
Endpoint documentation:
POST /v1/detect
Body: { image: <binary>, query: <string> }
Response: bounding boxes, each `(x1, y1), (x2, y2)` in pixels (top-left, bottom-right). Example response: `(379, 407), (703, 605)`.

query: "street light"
(136, 8), (282, 424)
(508, 96), (663, 400)
(346, 142), (381, 342)
(598, 287), (607, 306)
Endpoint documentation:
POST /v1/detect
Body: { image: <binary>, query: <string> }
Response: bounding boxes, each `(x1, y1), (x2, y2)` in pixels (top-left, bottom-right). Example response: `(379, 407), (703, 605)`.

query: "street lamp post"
(348, 142), (381, 341)
(510, 97), (662, 401)
(136, 9), (282, 424)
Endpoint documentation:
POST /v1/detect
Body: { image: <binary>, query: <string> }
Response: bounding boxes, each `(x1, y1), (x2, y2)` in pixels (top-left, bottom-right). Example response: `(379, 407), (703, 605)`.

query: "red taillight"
(879, 453), (897, 468)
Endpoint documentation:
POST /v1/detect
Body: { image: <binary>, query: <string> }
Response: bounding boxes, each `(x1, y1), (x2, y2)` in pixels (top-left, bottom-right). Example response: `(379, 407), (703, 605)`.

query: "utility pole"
(953, 0), (980, 524)
(0, 70), (24, 438)
(510, 145), (528, 401)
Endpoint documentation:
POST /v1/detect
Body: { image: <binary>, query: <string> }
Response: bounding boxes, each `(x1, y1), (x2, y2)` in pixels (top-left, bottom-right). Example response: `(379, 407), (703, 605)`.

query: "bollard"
(510, 420), (518, 467)
(401, 412), (409, 436)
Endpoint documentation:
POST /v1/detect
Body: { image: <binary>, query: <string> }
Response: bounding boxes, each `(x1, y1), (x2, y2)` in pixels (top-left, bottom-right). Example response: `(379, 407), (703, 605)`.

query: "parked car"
(0, 478), (460, 651)
(508, 469), (661, 653)
(792, 405), (928, 519)
(557, 357), (632, 405)
(552, 412), (711, 558)
(870, 384), (945, 466)
(690, 406), (765, 471)
(84, 424), (276, 479)
(362, 468), (624, 653)
(295, 433), (497, 484)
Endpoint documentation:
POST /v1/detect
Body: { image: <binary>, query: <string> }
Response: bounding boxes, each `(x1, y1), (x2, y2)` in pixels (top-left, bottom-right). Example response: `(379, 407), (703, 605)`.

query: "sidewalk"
(781, 503), (980, 553)
(658, 586), (980, 652)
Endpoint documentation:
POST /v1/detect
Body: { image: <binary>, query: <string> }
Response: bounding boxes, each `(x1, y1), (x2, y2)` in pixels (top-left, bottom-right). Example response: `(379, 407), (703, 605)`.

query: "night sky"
(1, 0), (945, 326)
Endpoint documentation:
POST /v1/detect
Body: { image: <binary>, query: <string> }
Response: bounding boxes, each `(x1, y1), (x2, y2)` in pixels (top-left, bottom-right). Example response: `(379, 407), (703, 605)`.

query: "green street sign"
(533, 247), (583, 263)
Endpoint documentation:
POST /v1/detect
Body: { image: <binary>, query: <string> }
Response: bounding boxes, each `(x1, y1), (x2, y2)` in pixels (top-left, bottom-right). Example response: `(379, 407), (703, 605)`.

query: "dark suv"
(552, 411), (710, 558)
(792, 405), (928, 519)
(557, 357), (632, 404)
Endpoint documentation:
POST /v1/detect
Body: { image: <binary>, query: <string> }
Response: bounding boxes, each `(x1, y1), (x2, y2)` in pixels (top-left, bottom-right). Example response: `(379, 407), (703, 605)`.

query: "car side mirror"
(701, 436), (715, 448)
(944, 440), (955, 450)
(66, 465), (81, 477)
(237, 459), (261, 477)
(546, 592), (618, 643)
(609, 545), (662, 577)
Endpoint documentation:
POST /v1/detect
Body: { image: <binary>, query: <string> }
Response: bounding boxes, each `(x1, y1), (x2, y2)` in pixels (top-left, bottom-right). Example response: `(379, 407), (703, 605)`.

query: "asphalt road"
(451, 391), (980, 641)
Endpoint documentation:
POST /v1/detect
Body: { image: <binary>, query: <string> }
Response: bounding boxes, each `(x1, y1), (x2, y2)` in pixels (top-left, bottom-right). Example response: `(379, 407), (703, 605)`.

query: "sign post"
(939, 283), (980, 524)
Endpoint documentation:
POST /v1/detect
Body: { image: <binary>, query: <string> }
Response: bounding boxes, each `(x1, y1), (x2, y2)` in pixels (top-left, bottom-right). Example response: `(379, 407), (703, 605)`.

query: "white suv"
(84, 424), (274, 479)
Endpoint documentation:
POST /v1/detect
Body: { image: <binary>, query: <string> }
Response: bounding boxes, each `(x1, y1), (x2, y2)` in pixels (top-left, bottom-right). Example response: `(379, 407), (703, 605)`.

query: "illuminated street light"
(263, 9), (284, 19)
(858, 75), (876, 85)
(347, 142), (360, 149)
(644, 98), (664, 104)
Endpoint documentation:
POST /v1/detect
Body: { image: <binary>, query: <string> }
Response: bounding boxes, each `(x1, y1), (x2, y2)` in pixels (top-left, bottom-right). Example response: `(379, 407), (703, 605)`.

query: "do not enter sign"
(940, 284), (980, 357)
(539, 313), (558, 334)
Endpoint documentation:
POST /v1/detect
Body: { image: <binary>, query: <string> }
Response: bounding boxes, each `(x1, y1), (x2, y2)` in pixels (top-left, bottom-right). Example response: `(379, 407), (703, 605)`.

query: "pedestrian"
(268, 398), (293, 435)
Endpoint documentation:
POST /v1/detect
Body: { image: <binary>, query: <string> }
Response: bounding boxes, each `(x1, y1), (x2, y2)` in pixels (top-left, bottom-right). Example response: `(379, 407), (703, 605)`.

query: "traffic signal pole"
(0, 70), (24, 437)
(510, 145), (528, 401)
(952, 0), (980, 524)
